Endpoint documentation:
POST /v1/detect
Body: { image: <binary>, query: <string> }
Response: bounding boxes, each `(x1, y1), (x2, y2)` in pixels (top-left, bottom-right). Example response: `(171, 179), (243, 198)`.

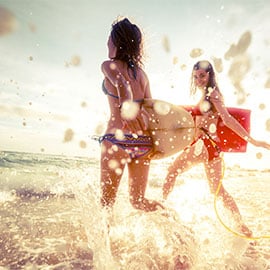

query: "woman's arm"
(212, 91), (270, 150)
(101, 61), (149, 133)
(142, 69), (152, 99)
(101, 60), (133, 106)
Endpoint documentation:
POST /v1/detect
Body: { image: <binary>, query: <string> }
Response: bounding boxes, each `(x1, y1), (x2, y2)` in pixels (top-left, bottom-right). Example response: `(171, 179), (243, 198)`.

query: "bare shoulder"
(209, 88), (224, 102)
(209, 88), (229, 114)
(101, 60), (116, 73)
(138, 66), (147, 77)
(137, 67), (149, 83)
(101, 60), (123, 82)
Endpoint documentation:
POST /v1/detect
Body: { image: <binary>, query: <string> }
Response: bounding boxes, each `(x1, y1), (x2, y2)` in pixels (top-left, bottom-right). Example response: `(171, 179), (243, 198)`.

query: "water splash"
(75, 176), (197, 269)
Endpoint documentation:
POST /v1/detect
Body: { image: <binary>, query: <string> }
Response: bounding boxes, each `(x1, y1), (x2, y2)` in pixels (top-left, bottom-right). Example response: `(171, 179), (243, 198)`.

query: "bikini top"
(102, 80), (144, 103)
(102, 80), (118, 98)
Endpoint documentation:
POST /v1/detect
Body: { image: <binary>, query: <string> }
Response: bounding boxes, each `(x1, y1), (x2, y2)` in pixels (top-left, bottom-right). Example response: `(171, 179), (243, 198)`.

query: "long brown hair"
(190, 60), (218, 96)
(110, 18), (143, 79)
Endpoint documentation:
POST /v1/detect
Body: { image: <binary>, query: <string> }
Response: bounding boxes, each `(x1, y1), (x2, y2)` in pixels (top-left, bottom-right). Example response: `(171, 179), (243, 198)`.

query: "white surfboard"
(142, 99), (195, 159)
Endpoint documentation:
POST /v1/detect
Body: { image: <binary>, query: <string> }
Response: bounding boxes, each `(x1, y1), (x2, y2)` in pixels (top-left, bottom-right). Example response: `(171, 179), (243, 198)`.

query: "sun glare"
(166, 167), (215, 222)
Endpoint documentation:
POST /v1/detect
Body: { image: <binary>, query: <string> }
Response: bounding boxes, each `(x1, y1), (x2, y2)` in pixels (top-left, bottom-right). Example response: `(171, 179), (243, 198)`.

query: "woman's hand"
(252, 139), (270, 150)
(120, 101), (150, 133)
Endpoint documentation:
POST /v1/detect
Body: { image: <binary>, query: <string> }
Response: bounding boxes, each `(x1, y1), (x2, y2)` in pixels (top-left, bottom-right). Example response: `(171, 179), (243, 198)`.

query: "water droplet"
(121, 101), (139, 120)
(153, 101), (171, 115)
(209, 123), (217, 134)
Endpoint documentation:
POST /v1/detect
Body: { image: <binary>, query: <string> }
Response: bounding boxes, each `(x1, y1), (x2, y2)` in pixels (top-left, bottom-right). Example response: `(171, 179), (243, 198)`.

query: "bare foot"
(146, 200), (165, 212)
(133, 198), (164, 212)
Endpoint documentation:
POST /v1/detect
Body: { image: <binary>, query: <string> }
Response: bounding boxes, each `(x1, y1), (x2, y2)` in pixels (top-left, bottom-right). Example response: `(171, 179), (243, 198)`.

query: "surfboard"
(142, 99), (195, 159)
(183, 105), (251, 153)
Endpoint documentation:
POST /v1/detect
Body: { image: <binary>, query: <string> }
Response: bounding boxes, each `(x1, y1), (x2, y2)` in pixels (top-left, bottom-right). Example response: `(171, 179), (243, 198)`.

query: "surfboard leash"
(213, 159), (270, 240)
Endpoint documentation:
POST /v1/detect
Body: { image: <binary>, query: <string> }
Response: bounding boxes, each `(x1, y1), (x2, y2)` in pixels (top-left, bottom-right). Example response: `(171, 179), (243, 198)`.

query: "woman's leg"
(128, 158), (164, 212)
(163, 140), (208, 199)
(204, 158), (252, 236)
(100, 140), (127, 208)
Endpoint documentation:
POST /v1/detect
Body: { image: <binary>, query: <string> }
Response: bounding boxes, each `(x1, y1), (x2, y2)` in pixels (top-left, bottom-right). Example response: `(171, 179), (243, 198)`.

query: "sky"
(0, 0), (270, 169)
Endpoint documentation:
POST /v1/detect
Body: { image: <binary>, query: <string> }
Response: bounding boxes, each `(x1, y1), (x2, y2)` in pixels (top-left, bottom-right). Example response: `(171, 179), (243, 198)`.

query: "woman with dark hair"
(162, 60), (270, 236)
(99, 18), (163, 212)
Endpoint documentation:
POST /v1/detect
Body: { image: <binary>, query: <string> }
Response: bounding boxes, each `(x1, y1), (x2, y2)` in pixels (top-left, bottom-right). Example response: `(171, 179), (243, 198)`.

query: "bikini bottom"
(99, 133), (153, 159)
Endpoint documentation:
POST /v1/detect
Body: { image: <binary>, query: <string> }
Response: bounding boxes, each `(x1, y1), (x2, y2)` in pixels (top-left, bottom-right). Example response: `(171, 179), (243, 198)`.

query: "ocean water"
(0, 150), (269, 270)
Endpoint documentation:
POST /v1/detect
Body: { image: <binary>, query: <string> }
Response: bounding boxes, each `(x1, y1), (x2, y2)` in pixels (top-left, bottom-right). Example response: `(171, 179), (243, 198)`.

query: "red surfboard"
(183, 105), (251, 153)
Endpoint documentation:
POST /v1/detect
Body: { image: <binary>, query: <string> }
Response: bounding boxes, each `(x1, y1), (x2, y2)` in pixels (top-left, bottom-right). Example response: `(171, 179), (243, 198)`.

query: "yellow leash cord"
(214, 160), (270, 240)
